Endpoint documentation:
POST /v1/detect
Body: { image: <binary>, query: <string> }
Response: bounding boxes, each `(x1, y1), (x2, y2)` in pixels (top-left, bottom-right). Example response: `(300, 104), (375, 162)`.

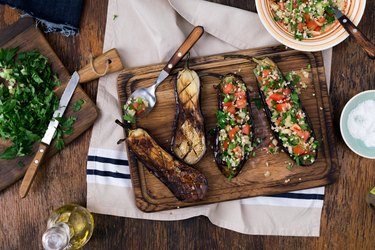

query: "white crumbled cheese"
(264, 171), (271, 177)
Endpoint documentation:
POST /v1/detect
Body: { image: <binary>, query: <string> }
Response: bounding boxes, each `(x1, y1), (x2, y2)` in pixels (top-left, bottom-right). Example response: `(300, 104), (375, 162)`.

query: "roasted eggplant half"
(253, 57), (318, 165)
(126, 128), (208, 202)
(171, 63), (206, 165)
(213, 73), (254, 179)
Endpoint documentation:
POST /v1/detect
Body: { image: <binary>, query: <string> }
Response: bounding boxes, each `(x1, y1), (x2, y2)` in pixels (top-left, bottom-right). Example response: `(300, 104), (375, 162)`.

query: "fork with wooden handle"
(19, 48), (124, 198)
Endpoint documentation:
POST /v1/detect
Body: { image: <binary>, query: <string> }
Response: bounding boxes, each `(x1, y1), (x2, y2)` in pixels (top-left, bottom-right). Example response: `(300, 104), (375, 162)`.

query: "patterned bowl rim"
(255, 0), (367, 51)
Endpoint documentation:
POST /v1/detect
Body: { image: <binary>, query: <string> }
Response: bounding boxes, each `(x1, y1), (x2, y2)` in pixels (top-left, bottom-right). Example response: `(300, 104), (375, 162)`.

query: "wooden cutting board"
(0, 18), (98, 191)
(117, 46), (339, 212)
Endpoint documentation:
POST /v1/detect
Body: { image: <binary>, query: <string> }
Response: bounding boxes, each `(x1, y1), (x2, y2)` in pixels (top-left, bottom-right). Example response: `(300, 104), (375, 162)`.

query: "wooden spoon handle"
(19, 143), (49, 198)
(162, 26), (204, 74)
(337, 16), (375, 60)
(78, 48), (124, 83)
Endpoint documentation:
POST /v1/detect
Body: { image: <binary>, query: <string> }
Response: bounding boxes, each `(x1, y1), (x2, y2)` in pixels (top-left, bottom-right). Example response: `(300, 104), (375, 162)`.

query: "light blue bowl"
(340, 90), (375, 159)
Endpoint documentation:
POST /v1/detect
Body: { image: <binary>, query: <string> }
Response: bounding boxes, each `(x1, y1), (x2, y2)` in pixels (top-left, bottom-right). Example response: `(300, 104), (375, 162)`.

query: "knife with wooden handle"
(333, 6), (375, 60)
(19, 48), (124, 198)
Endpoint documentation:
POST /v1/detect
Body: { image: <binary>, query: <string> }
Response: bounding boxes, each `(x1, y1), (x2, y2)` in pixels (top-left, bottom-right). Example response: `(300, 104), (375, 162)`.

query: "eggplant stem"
(184, 52), (190, 69)
(223, 54), (252, 60)
(117, 138), (126, 145)
(198, 72), (223, 79)
(115, 119), (130, 129)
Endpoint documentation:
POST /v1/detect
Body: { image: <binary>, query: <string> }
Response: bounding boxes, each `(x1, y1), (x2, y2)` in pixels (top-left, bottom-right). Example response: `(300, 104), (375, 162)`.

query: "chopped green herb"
(72, 99), (85, 112)
(0, 48), (61, 159)
(113, 14), (118, 21)
(54, 116), (77, 150)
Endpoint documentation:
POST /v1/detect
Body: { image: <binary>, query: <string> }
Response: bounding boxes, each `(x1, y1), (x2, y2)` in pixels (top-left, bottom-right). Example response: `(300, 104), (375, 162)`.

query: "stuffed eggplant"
(253, 57), (318, 165)
(171, 63), (206, 165)
(214, 74), (254, 179)
(126, 128), (208, 202)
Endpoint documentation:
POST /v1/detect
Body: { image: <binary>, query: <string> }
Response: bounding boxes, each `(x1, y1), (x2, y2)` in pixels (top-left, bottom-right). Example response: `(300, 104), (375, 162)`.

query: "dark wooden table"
(1, 1), (374, 249)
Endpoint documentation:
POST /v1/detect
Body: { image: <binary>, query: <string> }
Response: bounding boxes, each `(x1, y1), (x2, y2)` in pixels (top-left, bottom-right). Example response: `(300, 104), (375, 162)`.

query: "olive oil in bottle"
(42, 204), (94, 250)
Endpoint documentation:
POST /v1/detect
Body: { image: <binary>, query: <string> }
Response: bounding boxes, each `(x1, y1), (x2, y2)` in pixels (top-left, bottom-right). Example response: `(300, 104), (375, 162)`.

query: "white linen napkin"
(87, 0), (331, 236)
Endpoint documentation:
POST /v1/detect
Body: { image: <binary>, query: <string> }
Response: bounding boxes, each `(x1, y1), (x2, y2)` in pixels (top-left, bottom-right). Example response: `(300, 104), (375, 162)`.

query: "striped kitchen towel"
(87, 0), (331, 236)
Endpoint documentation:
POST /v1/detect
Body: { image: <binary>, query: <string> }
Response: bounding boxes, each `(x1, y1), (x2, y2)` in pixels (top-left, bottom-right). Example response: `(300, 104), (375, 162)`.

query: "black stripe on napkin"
(86, 169), (131, 179)
(87, 155), (129, 166)
(267, 193), (324, 200)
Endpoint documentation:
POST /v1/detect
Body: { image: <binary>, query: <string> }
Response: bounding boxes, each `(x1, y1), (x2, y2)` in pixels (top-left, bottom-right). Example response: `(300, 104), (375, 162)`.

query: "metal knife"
(19, 48), (124, 198)
(332, 6), (375, 60)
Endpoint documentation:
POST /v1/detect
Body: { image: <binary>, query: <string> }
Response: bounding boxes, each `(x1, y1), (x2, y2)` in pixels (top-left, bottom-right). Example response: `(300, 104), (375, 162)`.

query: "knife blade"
(19, 48), (125, 198)
(332, 6), (375, 60)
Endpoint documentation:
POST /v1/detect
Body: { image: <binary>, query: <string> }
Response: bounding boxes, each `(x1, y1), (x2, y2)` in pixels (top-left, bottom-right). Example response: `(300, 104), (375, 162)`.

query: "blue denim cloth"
(0, 0), (84, 35)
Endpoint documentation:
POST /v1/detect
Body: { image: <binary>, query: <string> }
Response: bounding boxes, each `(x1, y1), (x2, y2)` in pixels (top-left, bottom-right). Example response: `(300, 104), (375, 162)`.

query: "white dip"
(347, 100), (375, 147)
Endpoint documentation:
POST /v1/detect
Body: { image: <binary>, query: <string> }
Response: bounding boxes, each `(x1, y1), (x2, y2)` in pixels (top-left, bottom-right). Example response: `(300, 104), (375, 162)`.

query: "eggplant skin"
(214, 74), (254, 179)
(127, 128), (208, 202)
(171, 68), (206, 165)
(253, 57), (318, 166)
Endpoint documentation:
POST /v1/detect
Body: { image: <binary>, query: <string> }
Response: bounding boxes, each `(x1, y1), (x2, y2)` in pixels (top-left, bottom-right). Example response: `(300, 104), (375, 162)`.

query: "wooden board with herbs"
(0, 18), (99, 191)
(117, 46), (338, 212)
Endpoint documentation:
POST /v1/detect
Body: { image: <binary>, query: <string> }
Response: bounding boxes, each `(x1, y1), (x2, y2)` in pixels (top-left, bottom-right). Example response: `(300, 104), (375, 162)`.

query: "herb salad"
(269, 0), (346, 40)
(253, 58), (318, 165)
(0, 48), (73, 160)
(214, 74), (254, 179)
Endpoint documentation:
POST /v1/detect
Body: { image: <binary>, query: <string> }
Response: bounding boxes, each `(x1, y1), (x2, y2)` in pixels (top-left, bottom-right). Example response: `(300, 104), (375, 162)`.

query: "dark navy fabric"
(0, 0), (84, 32)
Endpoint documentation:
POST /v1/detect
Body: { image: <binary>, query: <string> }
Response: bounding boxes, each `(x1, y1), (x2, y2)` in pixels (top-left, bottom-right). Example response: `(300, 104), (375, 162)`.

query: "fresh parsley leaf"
(0, 48), (61, 159)
(72, 99), (85, 112)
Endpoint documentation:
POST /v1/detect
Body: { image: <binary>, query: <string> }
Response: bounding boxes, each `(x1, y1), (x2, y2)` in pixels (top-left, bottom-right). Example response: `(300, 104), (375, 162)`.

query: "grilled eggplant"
(214, 74), (254, 179)
(127, 128), (208, 202)
(171, 64), (206, 165)
(253, 57), (318, 165)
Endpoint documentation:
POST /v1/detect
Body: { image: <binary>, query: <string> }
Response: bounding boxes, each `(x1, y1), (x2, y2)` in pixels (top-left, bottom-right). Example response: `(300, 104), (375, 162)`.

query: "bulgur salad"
(269, 0), (347, 40)
(253, 58), (319, 165)
(215, 74), (254, 179)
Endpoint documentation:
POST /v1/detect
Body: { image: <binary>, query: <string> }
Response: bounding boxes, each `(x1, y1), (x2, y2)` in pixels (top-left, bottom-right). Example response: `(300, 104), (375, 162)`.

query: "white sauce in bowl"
(347, 100), (375, 147)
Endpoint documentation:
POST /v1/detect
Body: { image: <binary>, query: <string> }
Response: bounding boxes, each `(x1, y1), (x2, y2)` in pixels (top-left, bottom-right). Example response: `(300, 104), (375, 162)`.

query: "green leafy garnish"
(54, 117), (77, 151)
(72, 99), (85, 112)
(0, 48), (61, 159)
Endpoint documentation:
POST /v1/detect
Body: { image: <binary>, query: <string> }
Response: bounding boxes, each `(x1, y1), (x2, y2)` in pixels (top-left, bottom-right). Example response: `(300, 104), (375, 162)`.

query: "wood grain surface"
(1, 1), (374, 249)
(117, 47), (338, 212)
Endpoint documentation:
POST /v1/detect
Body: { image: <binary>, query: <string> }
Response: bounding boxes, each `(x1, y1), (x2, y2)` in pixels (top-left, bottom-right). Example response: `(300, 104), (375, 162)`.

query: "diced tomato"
(302, 131), (310, 142)
(297, 23), (305, 32)
(269, 93), (285, 101)
(223, 140), (229, 149)
(266, 98), (273, 108)
(275, 117), (282, 126)
(132, 102), (146, 115)
(235, 99), (247, 109)
(314, 26), (321, 32)
(233, 146), (242, 157)
(224, 102), (236, 114)
(228, 127), (239, 140)
(317, 16), (326, 24)
(291, 124), (310, 141)
(282, 88), (291, 95)
(235, 90), (246, 99)
(291, 124), (302, 132)
(223, 83), (235, 94)
(278, 2), (285, 10)
(228, 106), (236, 114)
(242, 124), (251, 135)
(304, 13), (311, 22)
(275, 102), (289, 112)
(293, 145), (306, 155)
(262, 69), (271, 78)
(307, 20), (318, 30)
